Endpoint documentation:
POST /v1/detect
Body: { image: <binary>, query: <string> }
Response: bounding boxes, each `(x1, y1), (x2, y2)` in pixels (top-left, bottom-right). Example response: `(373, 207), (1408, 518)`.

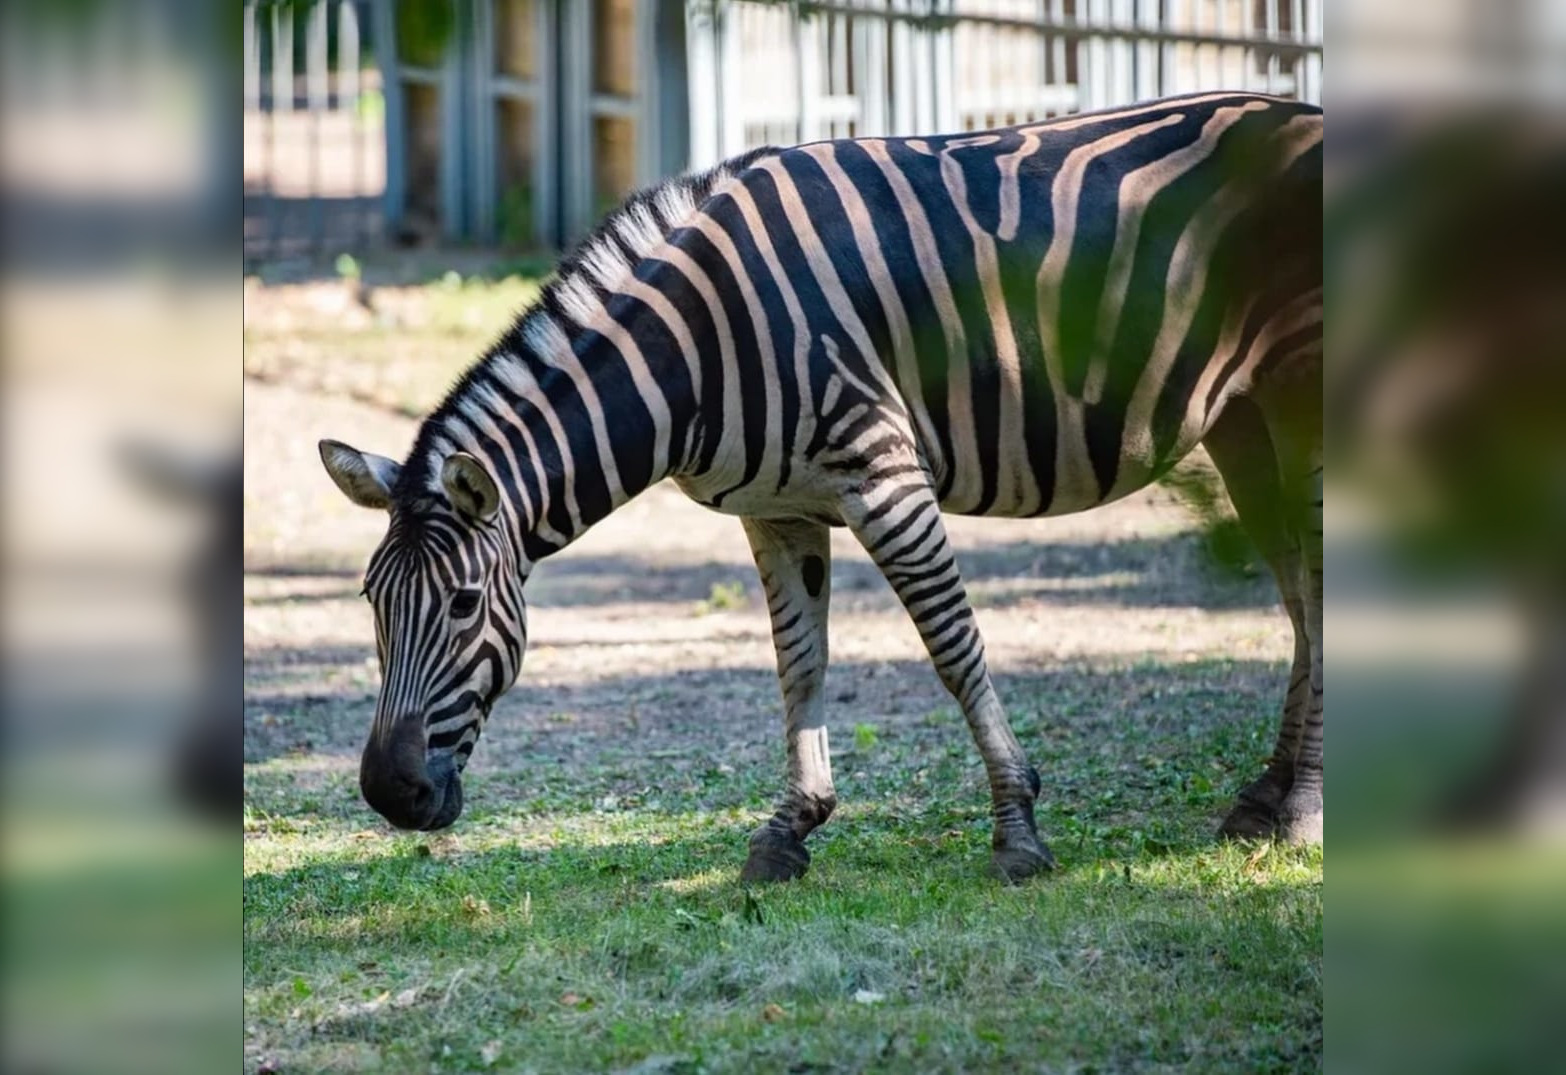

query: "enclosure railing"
(690, 0), (1323, 168)
(242, 0), (1324, 260)
(243, 0), (384, 263)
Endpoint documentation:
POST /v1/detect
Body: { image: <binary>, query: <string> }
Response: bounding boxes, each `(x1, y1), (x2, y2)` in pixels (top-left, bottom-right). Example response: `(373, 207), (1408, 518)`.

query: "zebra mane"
(396, 145), (781, 503)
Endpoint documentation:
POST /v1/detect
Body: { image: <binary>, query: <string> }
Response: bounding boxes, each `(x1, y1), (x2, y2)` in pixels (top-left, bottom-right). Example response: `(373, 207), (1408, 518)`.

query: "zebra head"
(319, 439), (526, 831)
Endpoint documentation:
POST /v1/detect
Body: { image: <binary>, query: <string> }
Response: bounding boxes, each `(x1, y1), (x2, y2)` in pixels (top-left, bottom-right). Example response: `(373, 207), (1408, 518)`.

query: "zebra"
(319, 91), (1323, 882)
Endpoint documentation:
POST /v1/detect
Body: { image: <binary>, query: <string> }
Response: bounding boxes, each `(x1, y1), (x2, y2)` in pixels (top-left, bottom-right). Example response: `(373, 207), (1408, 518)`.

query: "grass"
(244, 665), (1321, 1074)
(244, 266), (1315, 1072)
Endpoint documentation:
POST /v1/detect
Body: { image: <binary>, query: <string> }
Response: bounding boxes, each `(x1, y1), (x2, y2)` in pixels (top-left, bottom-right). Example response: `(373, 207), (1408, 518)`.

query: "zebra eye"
(450, 590), (483, 620)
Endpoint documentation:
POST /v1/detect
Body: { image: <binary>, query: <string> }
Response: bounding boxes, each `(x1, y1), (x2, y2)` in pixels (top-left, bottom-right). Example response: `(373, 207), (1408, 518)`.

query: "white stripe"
(522, 315), (627, 508)
(1034, 112), (1188, 514)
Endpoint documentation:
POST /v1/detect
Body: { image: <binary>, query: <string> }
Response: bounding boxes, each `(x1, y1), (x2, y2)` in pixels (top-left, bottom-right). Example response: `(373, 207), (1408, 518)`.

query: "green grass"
(244, 673), (1321, 1074)
(244, 265), (1316, 1072)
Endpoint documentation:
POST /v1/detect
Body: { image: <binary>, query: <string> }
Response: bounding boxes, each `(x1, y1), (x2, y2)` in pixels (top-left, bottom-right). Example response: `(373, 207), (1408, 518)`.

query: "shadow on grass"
(244, 654), (1288, 865)
(523, 530), (1275, 611)
(247, 527), (1277, 615)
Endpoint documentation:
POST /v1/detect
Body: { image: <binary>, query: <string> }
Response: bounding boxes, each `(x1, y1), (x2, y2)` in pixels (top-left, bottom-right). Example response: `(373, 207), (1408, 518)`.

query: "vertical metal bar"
(1306, 0), (1321, 105)
(933, 0), (956, 130)
(1034, 0), (1048, 110)
(308, 0), (329, 253)
(561, 0), (593, 240)
(439, 0), (468, 241)
(636, 0), (659, 185)
(860, 6), (887, 135)
(272, 2), (293, 113)
(244, 0), (260, 109)
(470, 0), (495, 243)
(1111, 0), (1132, 104)
(1161, 0), (1177, 96)
(1192, 0), (1205, 92)
(1289, 0), (1307, 101)
(1264, 0), (1279, 94)
(1134, 0), (1156, 100)
(535, 0), (557, 247)
(1239, 0), (1253, 91)
(1085, 0), (1108, 109)
(912, 0), (933, 130)
(686, 0), (719, 168)
(338, 0), (365, 248)
(339, 1), (361, 106)
(1049, 0), (1066, 96)
(1208, 0), (1221, 89)
(888, 0), (911, 132)
(371, 0), (406, 243)
(244, 0), (262, 258)
(269, 1), (293, 257)
(718, 1), (744, 153)
(796, 5), (819, 143)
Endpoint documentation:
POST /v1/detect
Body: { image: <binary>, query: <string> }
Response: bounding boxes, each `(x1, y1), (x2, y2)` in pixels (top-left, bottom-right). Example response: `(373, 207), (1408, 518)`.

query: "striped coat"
(322, 91), (1324, 878)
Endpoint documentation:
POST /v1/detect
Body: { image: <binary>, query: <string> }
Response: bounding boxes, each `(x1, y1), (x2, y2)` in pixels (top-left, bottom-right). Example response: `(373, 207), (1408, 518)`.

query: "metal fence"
(243, 0), (383, 262)
(242, 0), (1324, 262)
(690, 0), (1323, 167)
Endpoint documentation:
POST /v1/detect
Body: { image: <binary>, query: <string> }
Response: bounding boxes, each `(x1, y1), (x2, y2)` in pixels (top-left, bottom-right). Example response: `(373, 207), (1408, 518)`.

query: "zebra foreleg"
(739, 517), (838, 882)
(841, 467), (1055, 882)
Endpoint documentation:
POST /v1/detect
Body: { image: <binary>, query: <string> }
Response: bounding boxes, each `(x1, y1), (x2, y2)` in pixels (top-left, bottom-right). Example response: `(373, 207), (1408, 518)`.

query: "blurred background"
(243, 0), (1323, 263)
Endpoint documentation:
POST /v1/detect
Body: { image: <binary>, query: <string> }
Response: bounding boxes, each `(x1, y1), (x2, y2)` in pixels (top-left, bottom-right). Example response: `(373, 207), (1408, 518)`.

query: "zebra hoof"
(1277, 809), (1323, 845)
(1217, 800), (1278, 841)
(989, 841), (1056, 884)
(1276, 789), (1323, 845)
(740, 830), (810, 883)
(1217, 772), (1290, 841)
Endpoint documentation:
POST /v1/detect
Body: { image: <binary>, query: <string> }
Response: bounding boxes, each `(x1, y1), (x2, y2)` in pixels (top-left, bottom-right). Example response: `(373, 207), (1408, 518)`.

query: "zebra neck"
(475, 308), (699, 563)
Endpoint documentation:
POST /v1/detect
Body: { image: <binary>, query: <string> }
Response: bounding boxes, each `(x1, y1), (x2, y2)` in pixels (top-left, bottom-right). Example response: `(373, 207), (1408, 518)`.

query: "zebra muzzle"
(360, 717), (465, 831)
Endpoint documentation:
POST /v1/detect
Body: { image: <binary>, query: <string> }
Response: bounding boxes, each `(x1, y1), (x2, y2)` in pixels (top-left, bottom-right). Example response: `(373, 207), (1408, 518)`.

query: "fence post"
(1303, 0), (1321, 103)
(337, 1), (366, 249)
(307, 0), (331, 253)
(795, 5), (819, 144)
(686, 1), (720, 169)
(932, 0), (957, 131)
(469, 0), (496, 245)
(371, 0), (406, 244)
(718, 1), (744, 154)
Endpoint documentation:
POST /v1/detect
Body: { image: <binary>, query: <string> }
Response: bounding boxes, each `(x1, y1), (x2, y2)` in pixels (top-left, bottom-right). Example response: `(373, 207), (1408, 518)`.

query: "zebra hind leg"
(738, 518), (838, 882)
(1265, 389), (1324, 846)
(1202, 396), (1311, 840)
(841, 463), (1054, 882)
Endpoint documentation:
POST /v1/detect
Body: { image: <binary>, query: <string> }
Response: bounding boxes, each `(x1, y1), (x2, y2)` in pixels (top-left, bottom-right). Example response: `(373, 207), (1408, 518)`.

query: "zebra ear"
(441, 452), (501, 522)
(319, 439), (400, 511)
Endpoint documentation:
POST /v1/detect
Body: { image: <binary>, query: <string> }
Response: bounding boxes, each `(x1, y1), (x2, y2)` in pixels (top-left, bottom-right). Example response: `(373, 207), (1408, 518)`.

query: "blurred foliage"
(497, 184), (536, 249)
(393, 0), (455, 68)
